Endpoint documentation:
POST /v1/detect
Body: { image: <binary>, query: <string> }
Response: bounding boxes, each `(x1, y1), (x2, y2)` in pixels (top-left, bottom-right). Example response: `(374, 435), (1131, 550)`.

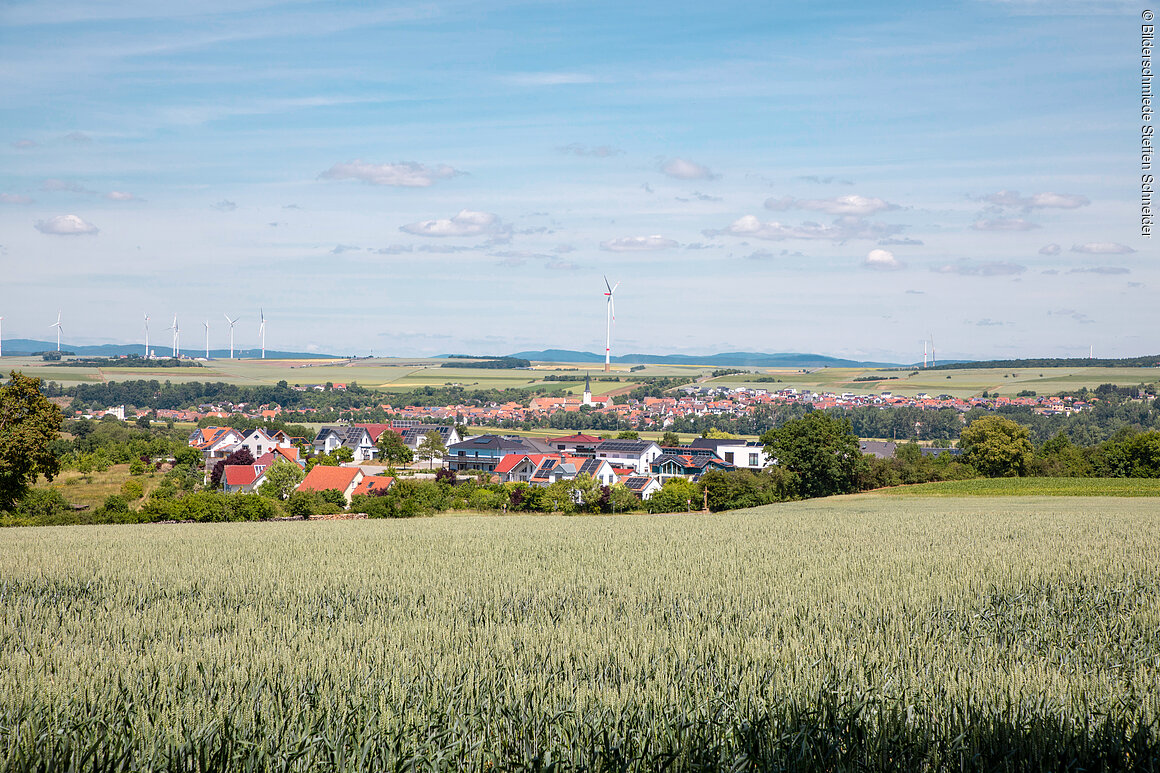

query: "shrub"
(120, 478), (145, 501)
(13, 488), (71, 518)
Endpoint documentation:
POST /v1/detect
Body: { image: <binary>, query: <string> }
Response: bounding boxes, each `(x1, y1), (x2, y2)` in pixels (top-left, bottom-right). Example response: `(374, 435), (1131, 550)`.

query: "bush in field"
(647, 478), (702, 513)
(256, 459), (305, 500)
(960, 415), (1032, 477)
(120, 478), (144, 501)
(128, 457), (147, 475)
(173, 446), (202, 467)
(700, 468), (791, 511)
(101, 494), (130, 514)
(13, 488), (70, 518)
(318, 488), (347, 509)
(285, 489), (344, 517)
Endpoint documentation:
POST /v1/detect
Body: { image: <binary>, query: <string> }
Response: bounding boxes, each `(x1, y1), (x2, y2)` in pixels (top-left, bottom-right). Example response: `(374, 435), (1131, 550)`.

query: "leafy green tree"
(616, 430), (640, 440)
(660, 431), (682, 447)
(319, 488), (347, 508)
(606, 482), (641, 513)
(702, 427), (740, 439)
(647, 478), (701, 513)
(331, 446), (354, 464)
(417, 430), (447, 470)
(760, 411), (865, 499)
(960, 415), (1033, 477)
(0, 371), (64, 510)
(376, 429), (413, 467)
(120, 479), (144, 501)
(257, 458), (305, 500)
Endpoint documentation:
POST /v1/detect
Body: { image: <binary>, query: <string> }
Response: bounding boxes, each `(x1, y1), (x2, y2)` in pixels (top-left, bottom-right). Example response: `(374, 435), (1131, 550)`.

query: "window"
(724, 452), (734, 464)
(749, 453), (759, 466)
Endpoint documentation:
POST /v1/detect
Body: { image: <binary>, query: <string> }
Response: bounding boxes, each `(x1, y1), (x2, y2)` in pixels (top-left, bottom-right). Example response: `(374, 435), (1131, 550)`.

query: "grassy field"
(10, 353), (1156, 399)
(868, 477), (1160, 497)
(2, 497), (1157, 770)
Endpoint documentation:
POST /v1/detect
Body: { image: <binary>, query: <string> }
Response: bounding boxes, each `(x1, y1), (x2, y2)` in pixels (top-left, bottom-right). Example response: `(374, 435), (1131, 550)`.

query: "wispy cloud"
(765, 194), (898, 216)
(708, 214), (901, 242)
(0, 193), (33, 204)
(41, 178), (96, 195)
(933, 260), (1026, 276)
(35, 214), (99, 236)
(63, 131), (92, 143)
(1038, 243), (1061, 255)
(600, 235), (679, 252)
(320, 160), (461, 188)
(970, 217), (1039, 231)
(863, 248), (906, 271)
(12, 139), (36, 149)
(504, 72), (598, 86)
(660, 157), (716, 180)
(977, 190), (1090, 210)
(1071, 242), (1136, 254)
(211, 200), (237, 212)
(1048, 308), (1095, 324)
(105, 191), (137, 201)
(331, 244), (360, 254)
(545, 260), (580, 270)
(1068, 266), (1130, 274)
(557, 143), (622, 157)
(878, 236), (923, 246)
(401, 209), (509, 238)
(796, 175), (853, 185)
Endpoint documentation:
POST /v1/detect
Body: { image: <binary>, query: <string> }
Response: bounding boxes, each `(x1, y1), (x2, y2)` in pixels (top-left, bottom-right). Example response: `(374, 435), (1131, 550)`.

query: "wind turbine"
(204, 320), (210, 360)
(224, 314), (239, 359)
(930, 333), (936, 368)
(167, 315), (180, 358)
(922, 339), (928, 369)
(143, 313), (150, 358)
(50, 311), (62, 352)
(259, 308), (266, 359)
(602, 276), (619, 373)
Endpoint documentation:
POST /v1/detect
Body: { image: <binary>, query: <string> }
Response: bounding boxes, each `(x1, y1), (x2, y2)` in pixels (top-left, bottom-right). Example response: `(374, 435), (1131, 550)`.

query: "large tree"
(257, 458), (306, 500)
(760, 411), (864, 499)
(0, 371), (64, 510)
(960, 415), (1032, 477)
(376, 429), (413, 467)
(417, 430), (447, 470)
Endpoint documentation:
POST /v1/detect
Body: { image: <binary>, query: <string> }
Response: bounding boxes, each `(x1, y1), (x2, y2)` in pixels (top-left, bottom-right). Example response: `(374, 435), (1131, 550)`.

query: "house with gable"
(592, 439), (663, 474)
(688, 438), (771, 469)
(313, 426), (377, 462)
(444, 435), (537, 472)
(188, 426), (245, 466)
(650, 452), (733, 481)
(296, 465), (365, 504)
(621, 475), (662, 500)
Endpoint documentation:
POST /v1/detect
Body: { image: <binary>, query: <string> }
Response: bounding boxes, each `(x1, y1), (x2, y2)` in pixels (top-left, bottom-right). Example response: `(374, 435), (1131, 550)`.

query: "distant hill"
(0, 339), (337, 359)
(926, 355), (1160, 370)
(508, 349), (901, 367)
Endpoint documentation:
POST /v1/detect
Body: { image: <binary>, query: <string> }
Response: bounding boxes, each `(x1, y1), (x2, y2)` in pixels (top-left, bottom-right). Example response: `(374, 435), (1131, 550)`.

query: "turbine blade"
(604, 275), (611, 293)
(610, 296), (615, 322)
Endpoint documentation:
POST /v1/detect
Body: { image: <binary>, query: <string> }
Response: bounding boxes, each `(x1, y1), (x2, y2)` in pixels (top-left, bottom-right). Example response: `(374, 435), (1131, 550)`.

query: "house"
(545, 433), (603, 455)
(222, 464), (264, 494)
(650, 453), (733, 481)
(238, 428), (280, 460)
(689, 438), (770, 469)
(253, 447), (304, 470)
(495, 453), (554, 483)
(397, 424), (462, 452)
(444, 435), (535, 472)
(296, 465), (365, 504)
(188, 426), (244, 465)
(592, 439), (663, 474)
(313, 426), (377, 461)
(858, 440), (898, 459)
(621, 475), (662, 500)
(351, 475), (395, 497)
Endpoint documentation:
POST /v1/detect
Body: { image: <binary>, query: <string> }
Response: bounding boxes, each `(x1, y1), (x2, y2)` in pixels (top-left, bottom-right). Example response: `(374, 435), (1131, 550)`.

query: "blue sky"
(0, 0), (1151, 360)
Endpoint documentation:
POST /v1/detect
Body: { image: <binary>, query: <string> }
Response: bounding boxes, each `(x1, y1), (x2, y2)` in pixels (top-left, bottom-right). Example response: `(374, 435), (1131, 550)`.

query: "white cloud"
(545, 260), (580, 270)
(765, 194), (898, 216)
(1068, 266), (1130, 274)
(864, 248), (906, 271)
(1038, 243), (1061, 255)
(0, 193), (33, 204)
(320, 160), (461, 188)
(105, 191), (136, 201)
(660, 157), (716, 180)
(970, 218), (1039, 231)
(12, 139), (36, 149)
(41, 178), (96, 194)
(211, 200), (237, 211)
(401, 209), (508, 238)
(34, 214), (99, 236)
(979, 190), (1090, 210)
(1071, 242), (1136, 254)
(63, 131), (92, 143)
(879, 237), (923, 246)
(709, 214), (901, 242)
(557, 143), (622, 157)
(599, 235), (679, 252)
(933, 260), (1026, 276)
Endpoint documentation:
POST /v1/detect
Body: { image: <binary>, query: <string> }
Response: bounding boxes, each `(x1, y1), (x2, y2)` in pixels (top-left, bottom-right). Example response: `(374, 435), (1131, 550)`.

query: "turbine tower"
(224, 314), (239, 359)
(930, 333), (936, 368)
(50, 311), (62, 352)
(167, 315), (180, 358)
(204, 320), (210, 360)
(922, 339), (928, 369)
(143, 313), (150, 358)
(602, 276), (619, 373)
(259, 308), (266, 359)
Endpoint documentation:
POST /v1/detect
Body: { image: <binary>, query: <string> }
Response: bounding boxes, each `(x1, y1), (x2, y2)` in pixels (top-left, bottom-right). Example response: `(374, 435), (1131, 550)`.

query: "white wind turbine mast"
(167, 315), (180, 358)
(50, 311), (62, 352)
(603, 276), (619, 373)
(259, 308), (266, 359)
(224, 314), (239, 359)
(922, 339), (928, 369)
(204, 320), (210, 360)
(930, 333), (936, 368)
(144, 313), (150, 358)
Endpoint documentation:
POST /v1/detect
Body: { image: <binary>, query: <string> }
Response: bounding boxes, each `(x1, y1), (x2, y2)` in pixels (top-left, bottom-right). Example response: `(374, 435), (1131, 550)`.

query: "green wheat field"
(3, 496), (1159, 770)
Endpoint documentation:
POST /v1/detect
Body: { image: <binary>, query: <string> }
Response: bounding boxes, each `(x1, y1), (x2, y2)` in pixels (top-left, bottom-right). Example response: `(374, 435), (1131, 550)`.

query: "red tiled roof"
(351, 475), (395, 496)
(223, 465), (258, 486)
(297, 465), (362, 493)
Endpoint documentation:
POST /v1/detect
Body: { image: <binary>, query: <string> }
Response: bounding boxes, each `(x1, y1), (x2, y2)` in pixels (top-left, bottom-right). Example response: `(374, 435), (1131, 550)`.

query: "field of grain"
(2, 497), (1158, 770)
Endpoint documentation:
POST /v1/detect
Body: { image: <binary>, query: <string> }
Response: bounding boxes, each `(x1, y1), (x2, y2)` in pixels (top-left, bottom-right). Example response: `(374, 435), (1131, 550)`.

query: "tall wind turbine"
(204, 320), (210, 360)
(922, 339), (928, 369)
(224, 314), (239, 359)
(143, 313), (150, 358)
(50, 311), (62, 352)
(259, 308), (266, 359)
(167, 315), (180, 358)
(602, 276), (619, 373)
(930, 333), (936, 368)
